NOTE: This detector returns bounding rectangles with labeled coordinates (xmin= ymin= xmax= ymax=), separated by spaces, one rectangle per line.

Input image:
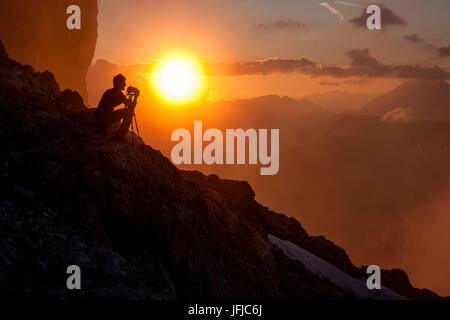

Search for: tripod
xmin=127 ymin=87 xmax=141 ymax=144
xmin=130 ymin=111 xmax=141 ymax=144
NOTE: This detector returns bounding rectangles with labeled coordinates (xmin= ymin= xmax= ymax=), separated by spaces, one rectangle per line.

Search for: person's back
xmin=95 ymin=87 xmax=127 ymax=116
xmin=94 ymin=74 xmax=140 ymax=140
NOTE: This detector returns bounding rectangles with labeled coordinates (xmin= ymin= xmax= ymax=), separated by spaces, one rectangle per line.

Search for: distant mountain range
xmin=194 ymin=80 xmax=450 ymax=296
xmin=301 ymin=91 xmax=379 ymax=113
xmin=360 ymin=80 xmax=450 ymax=119
xmin=257 ymin=110 xmax=450 ymax=295
xmin=173 ymin=95 xmax=338 ymax=184
xmin=207 ymin=95 xmax=337 ymax=147
xmin=140 ymin=95 xmax=339 ymax=162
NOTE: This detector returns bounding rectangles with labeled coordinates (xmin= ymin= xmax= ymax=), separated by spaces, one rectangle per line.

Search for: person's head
xmin=113 ymin=74 xmax=126 ymax=91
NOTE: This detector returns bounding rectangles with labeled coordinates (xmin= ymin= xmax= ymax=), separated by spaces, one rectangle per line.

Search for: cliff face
xmin=0 ymin=0 xmax=98 ymax=104
xmin=0 ymin=42 xmax=440 ymax=300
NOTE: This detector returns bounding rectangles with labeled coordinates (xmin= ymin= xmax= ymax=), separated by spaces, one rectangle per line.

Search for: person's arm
xmin=95 ymin=90 xmax=111 ymax=115
xmin=127 ymin=90 xmax=140 ymax=108
xmin=121 ymin=93 xmax=134 ymax=108
xmin=122 ymin=91 xmax=139 ymax=109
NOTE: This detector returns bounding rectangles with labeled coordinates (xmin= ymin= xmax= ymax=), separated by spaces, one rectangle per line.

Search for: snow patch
xmin=268 ymin=234 xmax=406 ymax=300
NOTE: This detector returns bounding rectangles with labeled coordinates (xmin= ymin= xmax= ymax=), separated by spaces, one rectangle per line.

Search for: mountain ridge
xmin=0 ymin=41 xmax=439 ymax=300
xmin=258 ymin=111 xmax=450 ymax=296
xmin=360 ymin=80 xmax=450 ymax=119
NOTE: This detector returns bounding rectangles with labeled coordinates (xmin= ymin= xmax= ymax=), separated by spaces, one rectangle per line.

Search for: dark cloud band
xmin=257 ymin=20 xmax=306 ymax=30
xmin=404 ymin=34 xmax=424 ymax=43
xmin=436 ymin=45 xmax=450 ymax=58
xmin=203 ymin=49 xmax=450 ymax=80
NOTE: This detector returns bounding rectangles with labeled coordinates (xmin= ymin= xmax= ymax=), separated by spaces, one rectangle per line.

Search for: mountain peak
xmin=361 ymin=80 xmax=450 ymax=119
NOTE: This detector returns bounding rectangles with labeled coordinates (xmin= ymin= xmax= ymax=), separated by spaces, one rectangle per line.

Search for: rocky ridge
xmin=0 ymin=41 xmax=439 ymax=300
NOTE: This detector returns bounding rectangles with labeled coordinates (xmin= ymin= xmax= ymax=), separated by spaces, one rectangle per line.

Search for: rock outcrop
xmin=0 ymin=0 xmax=98 ymax=104
xmin=0 ymin=42 xmax=440 ymax=300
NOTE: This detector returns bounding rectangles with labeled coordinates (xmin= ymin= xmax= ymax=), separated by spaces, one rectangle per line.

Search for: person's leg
xmin=112 ymin=108 xmax=134 ymax=141
xmin=103 ymin=109 xmax=129 ymax=126
xmin=95 ymin=109 xmax=129 ymax=135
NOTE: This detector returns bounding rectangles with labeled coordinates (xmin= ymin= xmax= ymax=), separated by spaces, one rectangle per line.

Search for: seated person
xmin=94 ymin=74 xmax=140 ymax=140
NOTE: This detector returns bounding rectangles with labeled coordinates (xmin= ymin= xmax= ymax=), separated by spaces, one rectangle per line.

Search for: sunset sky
xmin=93 ymin=0 xmax=450 ymax=98
xmin=3 ymin=0 xmax=450 ymax=301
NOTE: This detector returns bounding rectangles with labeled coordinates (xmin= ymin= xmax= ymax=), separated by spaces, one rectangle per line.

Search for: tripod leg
xmin=131 ymin=116 xmax=134 ymax=144
xmin=134 ymin=115 xmax=140 ymax=138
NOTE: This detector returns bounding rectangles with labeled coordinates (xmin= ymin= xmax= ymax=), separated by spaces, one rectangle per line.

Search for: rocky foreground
xmin=0 ymin=41 xmax=439 ymax=300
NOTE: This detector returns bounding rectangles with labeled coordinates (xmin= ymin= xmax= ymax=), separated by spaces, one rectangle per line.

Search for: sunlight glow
xmin=153 ymin=56 xmax=202 ymax=104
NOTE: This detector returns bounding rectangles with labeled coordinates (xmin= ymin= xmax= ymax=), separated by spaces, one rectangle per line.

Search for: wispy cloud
xmin=319 ymin=80 xmax=340 ymax=86
xmin=436 ymin=45 xmax=450 ymax=58
xmin=333 ymin=1 xmax=362 ymax=8
xmin=319 ymin=2 xmax=345 ymax=22
xmin=257 ymin=20 xmax=306 ymax=30
xmin=403 ymin=34 xmax=450 ymax=59
xmin=382 ymin=107 xmax=413 ymax=123
xmin=404 ymin=34 xmax=424 ymax=43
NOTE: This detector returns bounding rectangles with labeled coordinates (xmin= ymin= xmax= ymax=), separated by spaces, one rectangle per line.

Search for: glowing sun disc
xmin=154 ymin=58 xmax=201 ymax=103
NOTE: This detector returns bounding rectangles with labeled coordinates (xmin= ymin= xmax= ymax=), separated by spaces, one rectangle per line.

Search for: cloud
xmin=343 ymin=78 xmax=369 ymax=86
xmin=404 ymin=33 xmax=424 ymax=43
xmin=205 ymin=58 xmax=318 ymax=76
xmin=436 ymin=45 xmax=450 ymax=58
xmin=333 ymin=1 xmax=362 ymax=8
xmin=257 ymin=20 xmax=306 ymax=30
xmin=319 ymin=80 xmax=340 ymax=86
xmin=382 ymin=107 xmax=413 ymax=123
xmin=350 ymin=4 xmax=405 ymax=28
xmin=424 ymin=44 xmax=437 ymax=51
xmin=319 ymin=2 xmax=344 ymax=22
xmin=422 ymin=43 xmax=450 ymax=59
xmin=204 ymin=48 xmax=450 ymax=80
xmin=403 ymin=34 xmax=450 ymax=60
xmin=89 ymin=50 xmax=450 ymax=89
xmin=346 ymin=48 xmax=379 ymax=67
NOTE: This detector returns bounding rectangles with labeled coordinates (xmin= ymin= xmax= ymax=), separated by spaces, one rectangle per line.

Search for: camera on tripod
xmin=126 ymin=86 xmax=140 ymax=98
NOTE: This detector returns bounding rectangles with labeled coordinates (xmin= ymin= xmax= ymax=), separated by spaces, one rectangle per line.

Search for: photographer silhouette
xmin=94 ymin=74 xmax=140 ymax=141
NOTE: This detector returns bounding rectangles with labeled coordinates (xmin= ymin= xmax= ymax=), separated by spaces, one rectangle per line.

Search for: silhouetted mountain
xmin=302 ymin=91 xmax=378 ymax=113
xmin=360 ymin=80 xmax=450 ymax=119
xmin=259 ymin=112 xmax=450 ymax=296
xmin=169 ymin=95 xmax=338 ymax=184
xmin=205 ymin=95 xmax=337 ymax=146
xmin=0 ymin=41 xmax=437 ymax=300
xmin=0 ymin=0 xmax=98 ymax=102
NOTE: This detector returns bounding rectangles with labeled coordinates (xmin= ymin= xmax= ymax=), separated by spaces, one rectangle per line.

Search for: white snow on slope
xmin=268 ymin=234 xmax=406 ymax=300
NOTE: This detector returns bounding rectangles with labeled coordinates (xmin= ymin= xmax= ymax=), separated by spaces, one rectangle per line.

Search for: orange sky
xmin=92 ymin=0 xmax=450 ymax=99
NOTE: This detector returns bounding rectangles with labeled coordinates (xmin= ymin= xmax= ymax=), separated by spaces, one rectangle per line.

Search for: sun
xmin=153 ymin=56 xmax=202 ymax=104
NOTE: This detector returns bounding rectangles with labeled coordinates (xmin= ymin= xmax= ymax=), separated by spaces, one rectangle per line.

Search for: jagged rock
xmin=0 ymin=41 xmax=440 ymax=300
xmin=365 ymin=267 xmax=440 ymax=300
xmin=55 ymin=90 xmax=85 ymax=111
xmin=0 ymin=41 xmax=8 ymax=62
xmin=0 ymin=0 xmax=98 ymax=103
